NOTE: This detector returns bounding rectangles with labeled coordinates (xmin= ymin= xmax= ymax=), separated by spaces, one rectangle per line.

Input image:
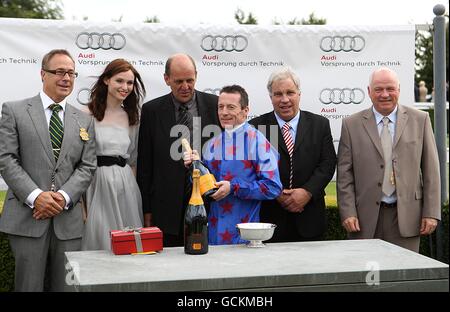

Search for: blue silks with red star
xmin=202 ymin=122 xmax=282 ymax=245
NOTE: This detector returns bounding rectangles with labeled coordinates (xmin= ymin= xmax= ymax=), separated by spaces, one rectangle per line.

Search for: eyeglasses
xmin=43 ymin=68 xmax=78 ymax=78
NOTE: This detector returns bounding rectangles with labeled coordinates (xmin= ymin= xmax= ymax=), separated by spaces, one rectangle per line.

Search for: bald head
xmin=369 ymin=67 xmax=400 ymax=89
xmin=165 ymin=53 xmax=197 ymax=77
xmin=368 ymin=67 xmax=400 ymax=116
xmin=164 ymin=53 xmax=198 ymax=103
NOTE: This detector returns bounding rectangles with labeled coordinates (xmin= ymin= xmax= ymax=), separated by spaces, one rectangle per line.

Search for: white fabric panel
xmin=0 ymin=18 xmax=415 ymax=143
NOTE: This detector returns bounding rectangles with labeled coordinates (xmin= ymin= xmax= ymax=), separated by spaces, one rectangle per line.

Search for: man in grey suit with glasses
xmin=0 ymin=49 xmax=96 ymax=291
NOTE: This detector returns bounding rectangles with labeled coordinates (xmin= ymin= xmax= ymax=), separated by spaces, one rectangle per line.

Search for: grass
xmin=0 ymin=191 xmax=4 ymax=215
xmin=325 ymin=181 xmax=337 ymax=207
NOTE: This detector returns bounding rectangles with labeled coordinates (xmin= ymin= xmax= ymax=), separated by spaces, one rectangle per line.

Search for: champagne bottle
xmin=181 ymin=138 xmax=218 ymax=201
xmin=184 ymin=169 xmax=208 ymax=255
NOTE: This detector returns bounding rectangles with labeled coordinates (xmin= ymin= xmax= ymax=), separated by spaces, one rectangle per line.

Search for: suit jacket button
xmin=376 ymin=201 xmax=380 ymax=205
xmin=378 ymin=182 xmax=382 ymax=187
xmin=380 ymin=164 xmax=384 ymax=168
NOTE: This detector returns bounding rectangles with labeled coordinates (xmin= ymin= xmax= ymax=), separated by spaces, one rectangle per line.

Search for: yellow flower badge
xmin=80 ymin=127 xmax=89 ymax=141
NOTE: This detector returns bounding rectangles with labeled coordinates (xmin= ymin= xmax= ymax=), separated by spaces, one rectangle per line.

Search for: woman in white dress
xmin=82 ymin=59 xmax=146 ymax=250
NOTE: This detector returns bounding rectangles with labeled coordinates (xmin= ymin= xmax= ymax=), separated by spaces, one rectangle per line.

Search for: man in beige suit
xmin=337 ymin=67 xmax=440 ymax=252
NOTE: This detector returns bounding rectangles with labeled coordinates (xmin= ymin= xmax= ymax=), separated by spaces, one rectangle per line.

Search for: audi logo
xmin=320 ymin=35 xmax=365 ymax=52
xmin=319 ymin=88 xmax=365 ymax=104
xmin=201 ymin=35 xmax=248 ymax=52
xmin=76 ymin=32 xmax=126 ymax=50
xmin=77 ymin=88 xmax=91 ymax=105
xmin=203 ymin=88 xmax=221 ymax=95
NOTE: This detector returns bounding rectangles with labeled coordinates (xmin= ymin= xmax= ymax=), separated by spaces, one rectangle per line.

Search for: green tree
xmin=111 ymin=15 xmax=123 ymax=22
xmin=0 ymin=0 xmax=63 ymax=19
xmin=272 ymin=12 xmax=327 ymax=25
xmin=415 ymin=22 xmax=449 ymax=94
xmin=234 ymin=8 xmax=257 ymax=25
xmin=298 ymin=12 xmax=326 ymax=25
xmin=415 ymin=29 xmax=434 ymax=93
xmin=144 ymin=15 xmax=160 ymax=23
xmin=272 ymin=18 xmax=281 ymax=25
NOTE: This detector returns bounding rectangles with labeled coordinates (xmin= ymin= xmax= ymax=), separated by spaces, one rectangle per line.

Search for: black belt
xmin=380 ymin=201 xmax=397 ymax=208
xmin=97 ymin=156 xmax=127 ymax=167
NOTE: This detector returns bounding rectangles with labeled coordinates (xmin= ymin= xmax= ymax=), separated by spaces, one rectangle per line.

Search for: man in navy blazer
xmin=137 ymin=53 xmax=220 ymax=247
xmin=249 ymin=67 xmax=336 ymax=242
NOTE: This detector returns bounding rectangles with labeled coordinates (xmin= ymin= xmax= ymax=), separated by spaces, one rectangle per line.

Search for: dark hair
xmin=164 ymin=54 xmax=197 ymax=76
xmin=41 ymin=49 xmax=75 ymax=69
xmin=220 ymin=85 xmax=249 ymax=109
xmin=88 ymin=59 xmax=146 ymax=126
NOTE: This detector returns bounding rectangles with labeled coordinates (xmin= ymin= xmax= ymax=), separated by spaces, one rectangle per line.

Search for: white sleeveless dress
xmin=81 ymin=123 xmax=143 ymax=251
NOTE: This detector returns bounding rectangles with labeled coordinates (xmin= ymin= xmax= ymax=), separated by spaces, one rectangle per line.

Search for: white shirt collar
xmin=372 ymin=105 xmax=398 ymax=125
xmin=40 ymin=90 xmax=67 ymax=111
xmin=274 ymin=110 xmax=300 ymax=130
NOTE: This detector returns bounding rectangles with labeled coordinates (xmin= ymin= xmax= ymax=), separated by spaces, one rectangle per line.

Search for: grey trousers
xmin=8 ymin=223 xmax=81 ymax=292
xmin=374 ymin=205 xmax=420 ymax=253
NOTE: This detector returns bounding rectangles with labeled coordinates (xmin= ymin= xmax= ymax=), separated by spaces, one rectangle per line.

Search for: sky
xmin=62 ymin=0 xmax=448 ymax=26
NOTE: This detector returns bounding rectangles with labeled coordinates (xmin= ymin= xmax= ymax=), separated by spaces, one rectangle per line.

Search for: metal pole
xmin=432 ymin=4 xmax=447 ymax=262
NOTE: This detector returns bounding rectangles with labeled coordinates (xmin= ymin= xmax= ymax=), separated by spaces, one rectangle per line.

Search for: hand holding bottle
xmin=183 ymin=149 xmax=200 ymax=167
xmin=210 ymin=180 xmax=231 ymax=201
xmin=181 ymin=138 xmax=219 ymax=201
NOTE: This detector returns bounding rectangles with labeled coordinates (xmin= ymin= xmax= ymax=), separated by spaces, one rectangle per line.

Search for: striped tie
xmin=282 ymin=122 xmax=294 ymax=189
xmin=177 ymin=105 xmax=194 ymax=202
xmin=49 ymin=104 xmax=64 ymax=161
xmin=178 ymin=105 xmax=193 ymax=145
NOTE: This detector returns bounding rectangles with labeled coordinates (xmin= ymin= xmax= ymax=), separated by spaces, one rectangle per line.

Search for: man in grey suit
xmin=337 ymin=67 xmax=440 ymax=252
xmin=0 ymin=49 xmax=96 ymax=291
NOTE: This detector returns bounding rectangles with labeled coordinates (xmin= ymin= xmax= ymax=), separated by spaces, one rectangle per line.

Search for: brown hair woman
xmin=82 ymin=59 xmax=147 ymax=251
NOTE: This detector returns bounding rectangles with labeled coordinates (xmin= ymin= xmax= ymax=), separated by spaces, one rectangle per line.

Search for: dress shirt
xmin=25 ymin=90 xmax=71 ymax=209
xmin=373 ymin=105 xmax=398 ymax=204
xmin=274 ymin=110 xmax=300 ymax=144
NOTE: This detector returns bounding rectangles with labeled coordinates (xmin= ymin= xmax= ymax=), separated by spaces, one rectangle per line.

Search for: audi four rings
xmin=319 ymin=88 xmax=365 ymax=104
xmin=77 ymin=88 xmax=92 ymax=105
xmin=320 ymin=35 xmax=365 ymax=52
xmin=201 ymin=35 xmax=248 ymax=52
xmin=76 ymin=32 xmax=126 ymax=50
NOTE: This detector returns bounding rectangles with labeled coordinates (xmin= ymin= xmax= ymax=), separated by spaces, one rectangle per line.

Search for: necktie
xmin=177 ymin=105 xmax=193 ymax=145
xmin=178 ymin=105 xmax=194 ymax=203
xmin=49 ymin=104 xmax=64 ymax=161
xmin=380 ymin=117 xmax=395 ymax=196
xmin=282 ymin=122 xmax=294 ymax=189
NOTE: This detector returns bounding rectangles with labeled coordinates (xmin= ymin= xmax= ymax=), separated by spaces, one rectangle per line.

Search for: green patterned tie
xmin=49 ymin=104 xmax=64 ymax=161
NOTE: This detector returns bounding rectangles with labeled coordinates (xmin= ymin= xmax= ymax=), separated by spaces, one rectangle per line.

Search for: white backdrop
xmin=0 ymin=18 xmax=415 ymax=144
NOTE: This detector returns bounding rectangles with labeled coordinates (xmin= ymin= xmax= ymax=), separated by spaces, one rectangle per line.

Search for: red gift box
xmin=110 ymin=227 xmax=163 ymax=255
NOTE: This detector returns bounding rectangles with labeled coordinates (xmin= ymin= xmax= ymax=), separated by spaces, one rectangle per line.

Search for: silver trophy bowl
xmin=236 ymin=223 xmax=276 ymax=247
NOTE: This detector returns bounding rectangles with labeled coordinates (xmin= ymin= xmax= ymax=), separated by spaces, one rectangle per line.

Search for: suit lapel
xmin=293 ymin=111 xmax=308 ymax=153
xmin=56 ymin=104 xmax=78 ymax=168
xmin=27 ymin=95 xmax=55 ymax=166
xmin=197 ymin=91 xmax=211 ymax=124
xmin=362 ymin=108 xmax=384 ymax=158
xmin=393 ymin=105 xmax=408 ymax=149
xmin=196 ymin=90 xmax=222 ymax=149
xmin=266 ymin=112 xmax=288 ymax=155
xmin=159 ymin=94 xmax=177 ymax=145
